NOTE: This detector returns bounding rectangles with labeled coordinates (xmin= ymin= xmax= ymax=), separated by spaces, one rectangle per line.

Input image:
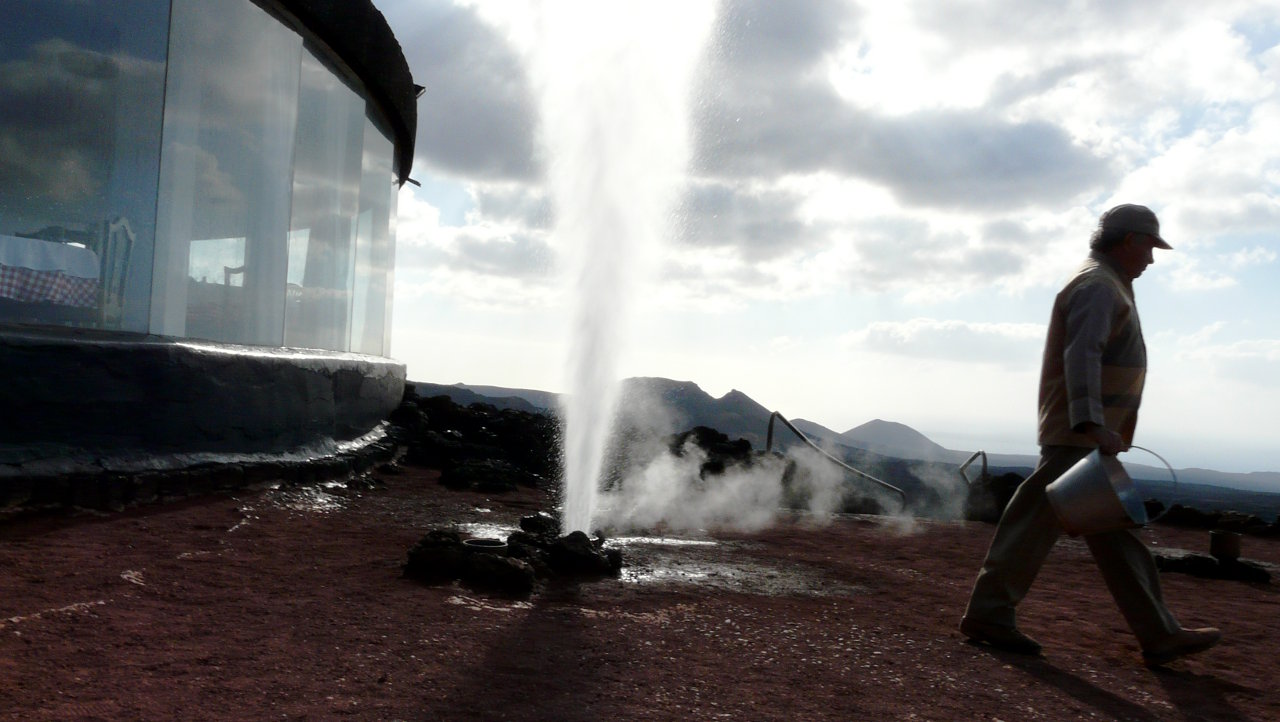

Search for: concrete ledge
xmin=0 ymin=326 xmax=406 ymax=460
xmin=0 ymin=424 xmax=400 ymax=517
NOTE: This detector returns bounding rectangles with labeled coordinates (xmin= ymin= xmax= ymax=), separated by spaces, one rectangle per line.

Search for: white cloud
xmin=1224 ymin=245 xmax=1278 ymax=269
xmin=379 ymin=0 xmax=1280 ymax=472
xmin=394 ymin=184 xmax=560 ymax=311
xmin=1164 ymin=255 xmax=1239 ymax=291
xmin=1174 ymin=332 xmax=1280 ymax=386
xmin=1176 ymin=321 xmax=1227 ymax=346
xmin=768 ymin=335 xmax=798 ymax=351
xmin=388 ymin=0 xmax=1279 ymax=309
xmin=386 ymin=0 xmax=540 ymax=180
xmin=842 ymin=317 xmax=1044 ymax=367
xmin=1158 ymin=238 xmax=1277 ymax=292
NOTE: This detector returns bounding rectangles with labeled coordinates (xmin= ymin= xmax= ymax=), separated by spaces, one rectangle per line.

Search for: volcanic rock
xmin=403 ymin=530 xmax=467 ymax=583
xmin=505 ymin=531 xmax=555 ymax=577
xmin=404 ymin=528 xmax=536 ymax=594
xmin=460 ymin=551 xmax=536 ymax=596
xmin=405 ymin=521 xmax=624 ymax=596
xmin=548 ymin=530 xmax=622 ymax=576
xmin=519 ymin=511 xmax=560 ymax=539
xmin=439 ymin=459 xmax=539 ymax=493
xmin=1153 ymin=549 xmax=1271 ymax=584
xmin=963 ymin=471 xmax=1023 ymax=524
xmin=391 ymin=392 xmax=560 ymax=480
xmin=1155 ymin=504 xmax=1278 ymax=536
xmin=670 ymin=426 xmax=754 ymax=479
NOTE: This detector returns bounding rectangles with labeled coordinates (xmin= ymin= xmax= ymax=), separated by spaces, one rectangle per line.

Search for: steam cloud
xmin=594 ymin=442 xmax=856 ymax=534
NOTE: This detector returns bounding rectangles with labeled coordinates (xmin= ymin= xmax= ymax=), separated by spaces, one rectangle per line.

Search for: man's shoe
xmin=1142 ymin=627 xmax=1221 ymax=667
xmin=960 ymin=618 xmax=1042 ymax=655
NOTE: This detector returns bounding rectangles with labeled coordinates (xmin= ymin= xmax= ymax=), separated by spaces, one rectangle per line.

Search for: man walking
xmin=960 ymin=204 xmax=1220 ymax=666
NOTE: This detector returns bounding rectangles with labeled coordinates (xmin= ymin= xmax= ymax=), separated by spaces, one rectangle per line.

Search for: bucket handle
xmin=1127 ymin=445 xmax=1177 ymax=524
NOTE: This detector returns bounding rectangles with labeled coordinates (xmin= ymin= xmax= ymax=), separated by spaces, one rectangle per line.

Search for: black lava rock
xmin=403 ymin=530 xmax=466 ymax=583
xmin=1153 ymin=550 xmax=1271 ymax=584
xmin=669 ymin=426 xmax=754 ymax=480
xmin=519 ymin=512 xmax=560 ymax=539
xmin=548 ymin=530 xmax=619 ymax=576
xmin=964 ymin=471 xmax=1023 ymax=523
xmin=461 ymin=553 xmax=536 ymax=596
xmin=404 ymin=518 xmax=625 ymax=597
xmin=439 ymin=459 xmax=536 ymax=493
xmin=391 ymin=393 xmax=561 ymax=481
xmin=1155 ymin=505 xmax=1278 ymax=536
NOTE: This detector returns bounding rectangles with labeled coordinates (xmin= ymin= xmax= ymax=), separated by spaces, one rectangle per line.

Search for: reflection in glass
xmin=152 ymin=0 xmax=300 ymax=346
xmin=0 ymin=0 xmax=402 ymax=356
xmin=0 ymin=0 xmax=169 ymax=330
xmin=287 ymin=230 xmax=310 ymax=287
xmin=350 ymin=210 xmax=374 ymax=352
xmin=350 ymin=116 xmax=397 ymax=356
xmin=185 ymin=237 xmax=249 ymax=341
xmin=284 ymin=45 xmax=366 ymax=351
xmin=189 ymin=238 xmax=247 ymax=286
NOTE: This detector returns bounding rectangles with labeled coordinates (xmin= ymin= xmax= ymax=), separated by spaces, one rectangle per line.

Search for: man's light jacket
xmin=1037 ymin=251 xmax=1146 ymax=448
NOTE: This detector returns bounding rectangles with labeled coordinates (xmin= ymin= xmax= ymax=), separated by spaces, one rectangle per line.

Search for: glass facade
xmin=352 ymin=120 xmax=397 ymax=357
xmin=0 ymin=0 xmax=400 ymax=355
xmin=0 ymin=0 xmax=170 ymax=332
xmin=284 ymin=45 xmax=365 ymax=351
xmin=153 ymin=0 xmax=301 ymax=346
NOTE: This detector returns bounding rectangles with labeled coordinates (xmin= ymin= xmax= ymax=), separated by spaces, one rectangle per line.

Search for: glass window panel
xmin=188 ymin=238 xmax=246 ymax=286
xmin=152 ymin=0 xmax=300 ymax=346
xmin=384 ymin=181 xmax=398 ymax=358
xmin=349 ymin=209 xmax=374 ymax=352
xmin=286 ymin=229 xmax=310 ymax=286
xmin=0 ymin=0 xmax=169 ymax=331
xmin=284 ymin=45 xmax=367 ymax=352
xmin=349 ymin=116 xmax=396 ymax=356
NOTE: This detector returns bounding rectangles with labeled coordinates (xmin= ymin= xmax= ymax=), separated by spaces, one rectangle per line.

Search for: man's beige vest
xmin=1038 ymin=253 xmax=1146 ymax=448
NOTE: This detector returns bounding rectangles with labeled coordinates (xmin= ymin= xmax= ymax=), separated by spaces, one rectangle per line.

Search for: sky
xmin=375 ymin=0 xmax=1280 ymax=474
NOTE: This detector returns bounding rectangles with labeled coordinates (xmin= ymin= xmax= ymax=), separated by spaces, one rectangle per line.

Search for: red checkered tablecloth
xmin=0 ymin=265 xmax=99 ymax=307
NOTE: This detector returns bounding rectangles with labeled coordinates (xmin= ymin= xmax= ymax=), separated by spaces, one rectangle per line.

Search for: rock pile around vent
xmin=388 ymin=391 xmax=560 ymax=493
xmin=403 ymin=512 xmax=623 ymax=596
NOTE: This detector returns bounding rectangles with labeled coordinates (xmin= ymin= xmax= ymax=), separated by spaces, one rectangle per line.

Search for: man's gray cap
xmin=1099 ymin=204 xmax=1172 ymax=249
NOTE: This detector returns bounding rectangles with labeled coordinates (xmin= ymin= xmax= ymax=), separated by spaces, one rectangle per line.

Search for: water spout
xmin=530 ymin=2 xmax=715 ymax=534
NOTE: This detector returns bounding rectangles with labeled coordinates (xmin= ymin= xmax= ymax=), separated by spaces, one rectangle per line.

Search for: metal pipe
xmin=958 ymin=450 xmax=987 ymax=486
xmin=766 ymin=411 xmax=908 ymax=511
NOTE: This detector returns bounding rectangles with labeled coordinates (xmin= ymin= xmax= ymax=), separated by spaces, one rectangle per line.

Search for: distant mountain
xmin=1172 ymin=467 xmax=1280 ymax=494
xmin=457 ymin=384 xmax=560 ymax=411
xmin=788 ymin=418 xmax=842 ymax=445
xmin=841 ymin=419 xmax=954 ymax=462
xmin=408 ymin=381 xmax=545 ymax=414
xmin=615 ymin=377 xmax=776 ymax=449
xmin=408 ymin=376 xmax=1279 ymax=511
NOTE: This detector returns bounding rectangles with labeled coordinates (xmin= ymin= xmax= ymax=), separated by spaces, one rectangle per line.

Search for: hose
xmin=765 ymin=411 xmax=908 ymax=512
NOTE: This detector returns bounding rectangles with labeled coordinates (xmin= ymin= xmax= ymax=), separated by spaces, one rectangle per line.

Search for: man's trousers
xmin=963 ymin=445 xmax=1180 ymax=647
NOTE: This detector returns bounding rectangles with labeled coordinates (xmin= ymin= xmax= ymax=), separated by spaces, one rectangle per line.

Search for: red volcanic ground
xmin=2 ymin=467 xmax=1277 ymax=721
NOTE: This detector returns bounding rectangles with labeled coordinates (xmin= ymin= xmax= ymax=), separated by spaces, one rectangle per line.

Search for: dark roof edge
xmin=275 ymin=0 xmax=418 ymax=184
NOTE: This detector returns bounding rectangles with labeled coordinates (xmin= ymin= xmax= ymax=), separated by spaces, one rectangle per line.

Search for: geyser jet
xmin=530 ymin=1 xmax=715 ymax=534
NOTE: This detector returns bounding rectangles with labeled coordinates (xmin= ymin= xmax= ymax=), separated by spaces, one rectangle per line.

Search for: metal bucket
xmin=462 ymin=537 xmax=508 ymax=554
xmin=1045 ymin=447 xmax=1171 ymax=536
